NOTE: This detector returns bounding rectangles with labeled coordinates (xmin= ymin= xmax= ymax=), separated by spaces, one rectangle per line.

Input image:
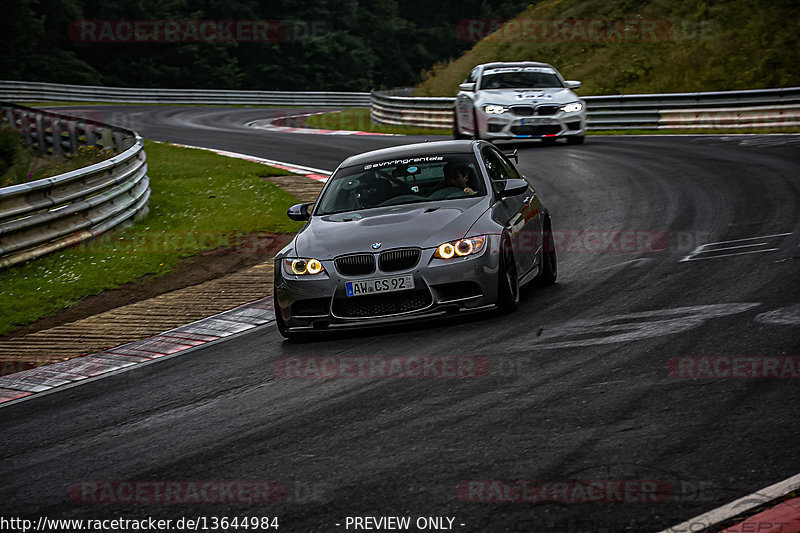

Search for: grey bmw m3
xmin=273 ymin=140 xmax=556 ymax=338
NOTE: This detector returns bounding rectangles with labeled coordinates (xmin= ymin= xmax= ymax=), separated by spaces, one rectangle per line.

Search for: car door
xmin=481 ymin=146 xmax=541 ymax=276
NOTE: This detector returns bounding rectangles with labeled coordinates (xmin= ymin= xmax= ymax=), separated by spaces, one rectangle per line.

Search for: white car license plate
xmin=522 ymin=118 xmax=551 ymax=125
xmin=346 ymin=275 xmax=414 ymax=297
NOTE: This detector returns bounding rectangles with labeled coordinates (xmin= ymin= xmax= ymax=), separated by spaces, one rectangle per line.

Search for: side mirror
xmin=500 ymin=179 xmax=529 ymax=198
xmin=565 ymin=80 xmax=582 ymax=90
xmin=503 ymin=149 xmax=519 ymax=163
xmin=287 ymin=202 xmax=314 ymax=221
xmin=459 ymin=82 xmax=476 ymax=92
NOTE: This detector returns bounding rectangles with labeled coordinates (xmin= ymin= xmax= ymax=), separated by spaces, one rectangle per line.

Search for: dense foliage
xmin=1 ymin=0 xmax=528 ymax=91
xmin=416 ymin=0 xmax=800 ymax=95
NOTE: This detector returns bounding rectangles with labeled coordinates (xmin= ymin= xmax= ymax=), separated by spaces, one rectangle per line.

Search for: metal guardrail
xmin=371 ymin=87 xmax=800 ymax=131
xmin=0 ymin=102 xmax=150 ymax=268
xmin=0 ymin=80 xmax=371 ymax=107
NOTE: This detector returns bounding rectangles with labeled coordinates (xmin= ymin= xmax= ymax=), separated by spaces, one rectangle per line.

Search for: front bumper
xmin=275 ymin=237 xmax=503 ymax=332
xmin=479 ymin=108 xmax=586 ymax=140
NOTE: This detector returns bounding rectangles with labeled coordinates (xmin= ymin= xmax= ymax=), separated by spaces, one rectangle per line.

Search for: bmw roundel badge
xmin=371 ymin=242 xmax=382 ymax=249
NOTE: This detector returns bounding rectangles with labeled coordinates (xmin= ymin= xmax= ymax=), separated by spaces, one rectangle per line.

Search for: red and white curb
xmin=167 ymin=142 xmax=332 ymax=182
xmin=246 ymin=111 xmax=399 ymax=136
xmin=0 ymin=297 xmax=275 ymax=407
xmin=660 ymin=472 xmax=800 ymax=532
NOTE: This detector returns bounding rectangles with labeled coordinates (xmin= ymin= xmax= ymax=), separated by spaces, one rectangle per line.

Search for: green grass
xmin=0 ymin=140 xmax=303 ymax=336
xmin=304 ymin=108 xmax=450 ymax=135
xmin=415 ymin=0 xmax=800 ymax=97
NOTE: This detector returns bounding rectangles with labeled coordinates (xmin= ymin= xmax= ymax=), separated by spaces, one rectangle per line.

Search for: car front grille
xmin=510 ymin=106 xmax=534 ymax=116
xmin=510 ymin=124 xmax=562 ymax=136
xmin=379 ymin=248 xmax=421 ymax=272
xmin=333 ymin=289 xmax=432 ymax=318
xmin=536 ymin=105 xmax=560 ymax=116
xmin=335 ymin=254 xmax=375 ymax=276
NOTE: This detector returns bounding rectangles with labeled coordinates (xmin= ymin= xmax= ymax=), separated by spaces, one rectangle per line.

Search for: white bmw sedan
xmin=454 ymin=61 xmax=587 ymax=144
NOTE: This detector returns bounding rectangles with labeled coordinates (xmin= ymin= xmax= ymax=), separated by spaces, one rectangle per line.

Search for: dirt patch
xmin=1 ymin=232 xmax=291 ymax=341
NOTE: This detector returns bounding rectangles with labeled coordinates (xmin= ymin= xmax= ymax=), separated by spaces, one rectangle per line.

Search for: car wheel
xmin=537 ymin=215 xmax=558 ymax=285
xmin=566 ymin=135 xmax=585 ymax=145
xmin=471 ymin=109 xmax=481 ymax=140
xmin=496 ymin=239 xmax=520 ymax=313
xmin=453 ymin=113 xmax=467 ymax=140
xmin=274 ymin=292 xmax=299 ymax=340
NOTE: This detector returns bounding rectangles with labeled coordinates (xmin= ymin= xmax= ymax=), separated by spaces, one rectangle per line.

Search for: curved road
xmin=1 ymin=107 xmax=799 ymax=532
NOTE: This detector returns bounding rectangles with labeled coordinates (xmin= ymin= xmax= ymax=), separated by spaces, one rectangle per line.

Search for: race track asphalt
xmin=1 ymin=106 xmax=798 ymax=532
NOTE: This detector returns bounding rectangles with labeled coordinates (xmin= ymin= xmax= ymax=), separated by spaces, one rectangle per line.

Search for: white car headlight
xmin=561 ymin=102 xmax=583 ymax=113
xmin=435 ymin=236 xmax=487 ymax=259
xmin=283 ymin=258 xmax=325 ymax=276
xmin=483 ymin=104 xmax=508 ymax=114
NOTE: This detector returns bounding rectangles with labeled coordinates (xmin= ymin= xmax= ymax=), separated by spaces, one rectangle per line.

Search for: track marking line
xmin=681 ymin=232 xmax=792 ymax=262
xmin=659 ymin=472 xmax=800 ymax=533
xmin=246 ymin=112 xmax=400 ymax=136
xmin=683 ymin=248 xmax=780 ymax=261
xmin=166 ymin=142 xmax=332 ymax=182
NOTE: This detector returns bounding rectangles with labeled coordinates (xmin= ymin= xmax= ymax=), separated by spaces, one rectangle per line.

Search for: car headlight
xmin=435 ymin=236 xmax=487 ymax=259
xmin=561 ymin=101 xmax=583 ymax=113
xmin=483 ymin=104 xmax=508 ymax=114
xmin=283 ymin=258 xmax=325 ymax=276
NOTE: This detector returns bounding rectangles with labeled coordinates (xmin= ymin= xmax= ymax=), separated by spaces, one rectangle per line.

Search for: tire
xmin=453 ymin=113 xmax=467 ymax=139
xmin=537 ymin=216 xmax=558 ymax=285
xmin=566 ymin=135 xmax=585 ymax=145
xmin=496 ymin=239 xmax=520 ymax=313
xmin=471 ymin=109 xmax=481 ymax=140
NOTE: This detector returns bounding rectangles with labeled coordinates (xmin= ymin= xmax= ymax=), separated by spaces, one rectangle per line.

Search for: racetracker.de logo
xmin=456 ymin=480 xmax=673 ymax=503
xmin=70 ymin=481 xmax=286 ymax=504
xmin=273 ymin=356 xmax=490 ymax=379
xmin=667 ymin=357 xmax=800 ymax=379
xmin=69 ymin=20 xmax=328 ymax=43
xmin=513 ymin=230 xmax=669 ymax=253
xmin=456 ymin=18 xmax=676 ymax=43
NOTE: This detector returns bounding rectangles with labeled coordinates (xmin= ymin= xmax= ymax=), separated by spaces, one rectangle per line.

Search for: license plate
xmin=346 ymin=275 xmax=415 ymax=297
xmin=521 ymin=118 xmax=551 ymax=125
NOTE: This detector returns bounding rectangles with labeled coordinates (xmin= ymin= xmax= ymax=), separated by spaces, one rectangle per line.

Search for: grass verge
xmin=0 ymin=140 xmax=303 ymax=336
xmin=304 ymin=108 xmax=450 ymax=136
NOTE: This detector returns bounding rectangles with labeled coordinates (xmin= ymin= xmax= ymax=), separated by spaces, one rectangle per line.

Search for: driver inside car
xmin=440 ymin=162 xmax=477 ymax=195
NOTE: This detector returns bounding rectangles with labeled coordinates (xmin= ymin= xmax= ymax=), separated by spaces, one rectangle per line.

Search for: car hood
xmin=293 ymin=198 xmax=489 ymax=258
xmin=475 ymin=87 xmax=579 ymax=105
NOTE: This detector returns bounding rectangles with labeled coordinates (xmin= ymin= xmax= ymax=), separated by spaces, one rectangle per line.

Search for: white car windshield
xmin=315 ymin=155 xmax=485 ymax=215
xmin=480 ymin=70 xmax=564 ymax=89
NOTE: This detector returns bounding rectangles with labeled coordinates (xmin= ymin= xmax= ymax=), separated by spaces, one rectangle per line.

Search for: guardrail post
xmin=21 ymin=112 xmax=32 ymax=145
xmin=67 ymin=119 xmax=78 ymax=153
xmin=86 ymin=124 xmax=97 ymax=147
xmin=52 ymin=118 xmax=62 ymax=156
xmin=34 ymin=114 xmax=45 ymax=154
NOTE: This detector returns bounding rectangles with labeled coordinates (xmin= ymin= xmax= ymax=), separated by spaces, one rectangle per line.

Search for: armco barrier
xmin=0 ymin=102 xmax=150 ymax=268
xmin=371 ymin=87 xmax=800 ymax=131
xmin=0 ymin=80 xmax=370 ymax=107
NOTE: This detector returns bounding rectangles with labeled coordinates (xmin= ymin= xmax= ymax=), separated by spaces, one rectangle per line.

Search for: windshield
xmin=315 ymin=154 xmax=485 ymax=215
xmin=479 ymin=67 xmax=564 ymax=89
